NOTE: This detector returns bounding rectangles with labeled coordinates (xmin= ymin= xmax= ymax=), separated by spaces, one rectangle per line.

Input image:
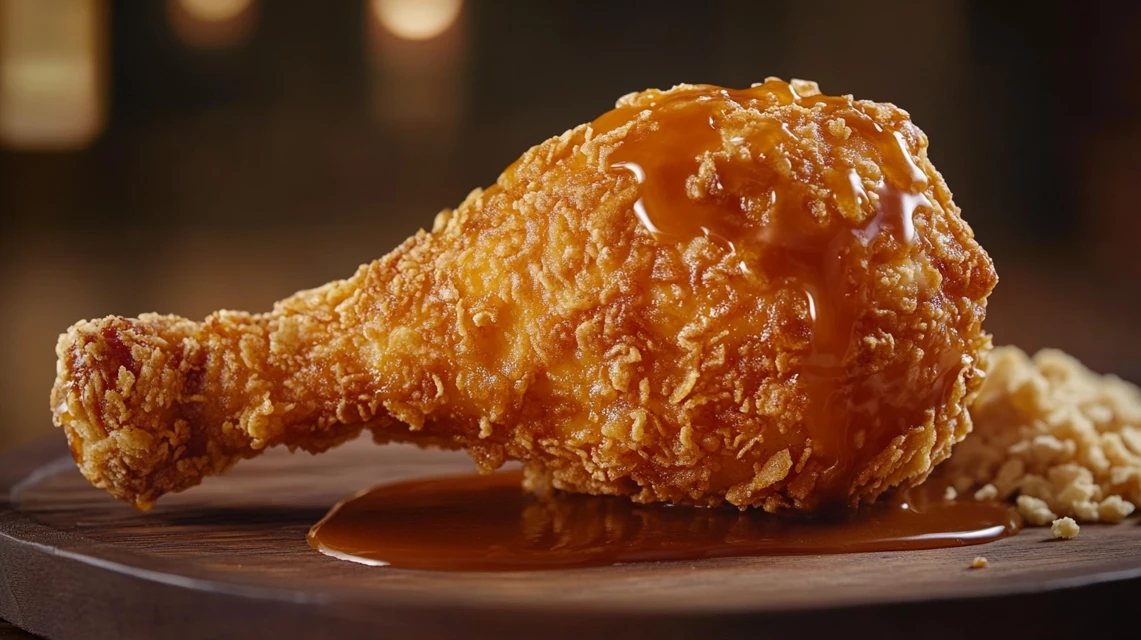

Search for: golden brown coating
xmin=51 ymin=79 xmax=996 ymax=511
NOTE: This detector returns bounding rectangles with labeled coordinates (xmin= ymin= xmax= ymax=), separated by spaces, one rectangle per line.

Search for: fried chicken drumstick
xmin=52 ymin=79 xmax=996 ymax=511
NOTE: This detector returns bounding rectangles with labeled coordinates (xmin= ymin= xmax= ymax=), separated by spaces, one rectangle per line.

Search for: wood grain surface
xmin=2 ymin=436 xmax=1140 ymax=640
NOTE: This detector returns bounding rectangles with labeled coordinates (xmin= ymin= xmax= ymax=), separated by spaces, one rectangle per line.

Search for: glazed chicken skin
xmin=52 ymin=78 xmax=996 ymax=511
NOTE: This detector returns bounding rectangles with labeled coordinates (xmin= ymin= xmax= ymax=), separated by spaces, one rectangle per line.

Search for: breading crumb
xmin=1017 ymin=495 xmax=1058 ymax=526
xmin=1097 ymin=495 xmax=1136 ymax=523
xmin=1051 ymin=517 xmax=1079 ymax=539
xmin=970 ymin=556 xmax=988 ymax=569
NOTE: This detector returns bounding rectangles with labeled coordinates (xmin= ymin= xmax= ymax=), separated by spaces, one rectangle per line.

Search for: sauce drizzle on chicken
xmin=594 ymin=80 xmax=953 ymax=504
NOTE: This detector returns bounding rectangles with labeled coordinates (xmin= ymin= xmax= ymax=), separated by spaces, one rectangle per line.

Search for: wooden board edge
xmin=4 ymin=514 xmax=1141 ymax=640
xmin=3 ymin=438 xmax=1141 ymax=639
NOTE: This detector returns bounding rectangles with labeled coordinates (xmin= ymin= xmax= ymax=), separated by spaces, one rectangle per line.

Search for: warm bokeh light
xmin=179 ymin=0 xmax=251 ymax=22
xmin=371 ymin=0 xmax=462 ymax=41
xmin=0 ymin=0 xmax=106 ymax=150
xmin=168 ymin=0 xmax=257 ymax=49
xmin=365 ymin=0 xmax=466 ymax=142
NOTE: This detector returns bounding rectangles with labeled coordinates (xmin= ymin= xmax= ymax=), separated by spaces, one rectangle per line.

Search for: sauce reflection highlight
xmin=309 ymin=471 xmax=1021 ymax=571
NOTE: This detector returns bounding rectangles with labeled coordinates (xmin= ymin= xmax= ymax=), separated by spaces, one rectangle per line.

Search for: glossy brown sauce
xmin=592 ymin=80 xmax=947 ymax=503
xmin=309 ymin=470 xmax=1020 ymax=571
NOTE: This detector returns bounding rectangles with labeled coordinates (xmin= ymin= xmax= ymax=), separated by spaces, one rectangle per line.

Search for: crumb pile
xmin=945 ymin=346 xmax=1141 ymax=526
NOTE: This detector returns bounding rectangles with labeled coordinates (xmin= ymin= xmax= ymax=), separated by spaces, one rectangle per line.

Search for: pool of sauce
xmin=589 ymin=80 xmax=951 ymax=505
xmin=308 ymin=471 xmax=1021 ymax=571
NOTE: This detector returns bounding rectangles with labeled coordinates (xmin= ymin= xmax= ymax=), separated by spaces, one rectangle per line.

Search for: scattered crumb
xmin=1051 ymin=517 xmax=1080 ymax=539
xmin=970 ymin=556 xmax=989 ymax=569
xmin=943 ymin=485 xmax=957 ymax=501
xmin=944 ymin=346 xmax=1141 ymax=526
xmin=973 ymin=484 xmax=997 ymax=501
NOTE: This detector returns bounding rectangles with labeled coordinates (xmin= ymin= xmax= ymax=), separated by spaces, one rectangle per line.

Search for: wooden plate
xmin=2 ymin=436 xmax=1140 ymax=639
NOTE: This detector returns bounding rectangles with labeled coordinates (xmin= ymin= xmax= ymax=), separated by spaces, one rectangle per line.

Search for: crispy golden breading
xmin=51 ymin=80 xmax=996 ymax=511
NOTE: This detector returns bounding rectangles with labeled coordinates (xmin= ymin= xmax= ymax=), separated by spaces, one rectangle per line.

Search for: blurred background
xmin=2 ymin=0 xmax=1139 ymax=451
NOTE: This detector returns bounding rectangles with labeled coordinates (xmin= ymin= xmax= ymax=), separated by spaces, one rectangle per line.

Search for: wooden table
xmin=2 ymin=437 xmax=1140 ymax=639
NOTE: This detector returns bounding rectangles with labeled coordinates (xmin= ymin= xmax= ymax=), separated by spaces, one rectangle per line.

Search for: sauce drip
xmin=590 ymin=80 xmax=944 ymax=503
xmin=309 ymin=471 xmax=1020 ymax=572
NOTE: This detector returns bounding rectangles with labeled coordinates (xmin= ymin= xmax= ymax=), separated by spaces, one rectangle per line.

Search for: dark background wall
xmin=2 ymin=0 xmax=1140 ymax=449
